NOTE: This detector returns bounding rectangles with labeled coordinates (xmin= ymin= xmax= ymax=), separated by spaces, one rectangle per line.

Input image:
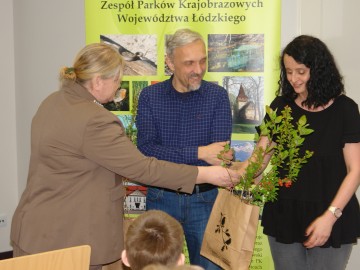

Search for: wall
xmin=0 ymin=0 xmax=18 ymax=253
xmin=1 ymin=0 xmax=359 ymax=268
xmin=297 ymin=0 xmax=359 ymax=101
xmin=13 ymin=0 xmax=86 ymax=194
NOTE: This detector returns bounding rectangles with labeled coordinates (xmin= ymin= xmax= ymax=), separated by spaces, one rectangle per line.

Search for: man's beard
xmin=189 ymin=84 xmax=201 ymax=91
xmin=188 ymin=74 xmax=202 ymax=91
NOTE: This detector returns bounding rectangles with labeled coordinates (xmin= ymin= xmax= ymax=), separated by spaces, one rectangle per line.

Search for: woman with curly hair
xmin=254 ymin=35 xmax=360 ymax=269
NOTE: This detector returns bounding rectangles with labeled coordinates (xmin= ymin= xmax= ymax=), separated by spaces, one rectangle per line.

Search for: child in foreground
xmin=121 ymin=210 xmax=188 ymax=270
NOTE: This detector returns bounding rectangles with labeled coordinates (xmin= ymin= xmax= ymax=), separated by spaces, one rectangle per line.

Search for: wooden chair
xmin=0 ymin=245 xmax=91 ymax=270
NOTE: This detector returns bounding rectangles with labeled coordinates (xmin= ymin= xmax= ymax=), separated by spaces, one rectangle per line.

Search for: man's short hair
xmin=166 ymin=28 xmax=204 ymax=57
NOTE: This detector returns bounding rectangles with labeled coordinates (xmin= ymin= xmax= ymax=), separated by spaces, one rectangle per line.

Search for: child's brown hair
xmin=121 ymin=210 xmax=185 ymax=270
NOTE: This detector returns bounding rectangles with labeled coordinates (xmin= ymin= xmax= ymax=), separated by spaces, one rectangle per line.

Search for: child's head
xmin=121 ymin=210 xmax=185 ymax=270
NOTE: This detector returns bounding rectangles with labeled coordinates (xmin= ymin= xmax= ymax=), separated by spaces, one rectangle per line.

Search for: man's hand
xmin=229 ymin=161 xmax=247 ymax=170
xmin=198 ymin=141 xmax=233 ymax=166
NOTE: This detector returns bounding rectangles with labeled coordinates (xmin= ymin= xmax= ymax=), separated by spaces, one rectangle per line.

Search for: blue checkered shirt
xmin=136 ymin=77 xmax=232 ymax=166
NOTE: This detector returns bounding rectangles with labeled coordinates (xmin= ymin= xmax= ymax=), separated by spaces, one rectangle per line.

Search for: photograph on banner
xmin=123 ymin=181 xmax=147 ymax=214
xmin=101 ymin=34 xmax=157 ymax=76
xmin=232 ymin=139 xmax=255 ymax=162
xmin=226 ymin=76 xmax=264 ymax=133
xmin=208 ymin=34 xmax=264 ymax=73
xmin=109 ymin=80 xmax=146 ymax=115
xmin=104 ymin=80 xmax=130 ymax=112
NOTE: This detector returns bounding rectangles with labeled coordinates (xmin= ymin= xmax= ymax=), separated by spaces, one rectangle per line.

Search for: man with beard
xmin=136 ymin=28 xmax=232 ymax=270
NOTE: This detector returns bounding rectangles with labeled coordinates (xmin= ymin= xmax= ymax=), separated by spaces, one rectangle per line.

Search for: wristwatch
xmin=328 ymin=206 xmax=342 ymax=218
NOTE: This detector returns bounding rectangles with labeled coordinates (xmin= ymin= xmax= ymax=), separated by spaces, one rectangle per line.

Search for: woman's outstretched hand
xmin=197 ymin=166 xmax=241 ymax=188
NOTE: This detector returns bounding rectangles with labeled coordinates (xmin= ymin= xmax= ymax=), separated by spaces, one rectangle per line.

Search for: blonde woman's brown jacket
xmin=11 ymin=80 xmax=197 ymax=265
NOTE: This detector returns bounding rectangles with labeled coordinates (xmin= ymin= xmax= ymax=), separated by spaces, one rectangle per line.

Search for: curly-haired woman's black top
xmin=261 ymin=95 xmax=360 ymax=247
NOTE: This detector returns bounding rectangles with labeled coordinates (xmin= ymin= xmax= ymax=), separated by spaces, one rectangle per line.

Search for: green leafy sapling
xmin=233 ymin=105 xmax=314 ymax=206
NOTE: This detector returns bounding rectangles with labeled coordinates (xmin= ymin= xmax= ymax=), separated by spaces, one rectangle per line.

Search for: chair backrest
xmin=0 ymin=245 xmax=91 ymax=270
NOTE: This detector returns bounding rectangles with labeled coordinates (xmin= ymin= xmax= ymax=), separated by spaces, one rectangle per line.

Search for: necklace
xmin=295 ymin=98 xmax=333 ymax=112
xmin=93 ymin=100 xmax=104 ymax=107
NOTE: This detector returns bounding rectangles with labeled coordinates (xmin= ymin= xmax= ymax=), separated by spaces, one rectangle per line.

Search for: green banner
xmin=85 ymin=1 xmax=280 ymax=269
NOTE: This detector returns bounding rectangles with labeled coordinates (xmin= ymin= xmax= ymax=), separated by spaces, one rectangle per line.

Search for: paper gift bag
xmin=201 ymin=189 xmax=260 ymax=270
